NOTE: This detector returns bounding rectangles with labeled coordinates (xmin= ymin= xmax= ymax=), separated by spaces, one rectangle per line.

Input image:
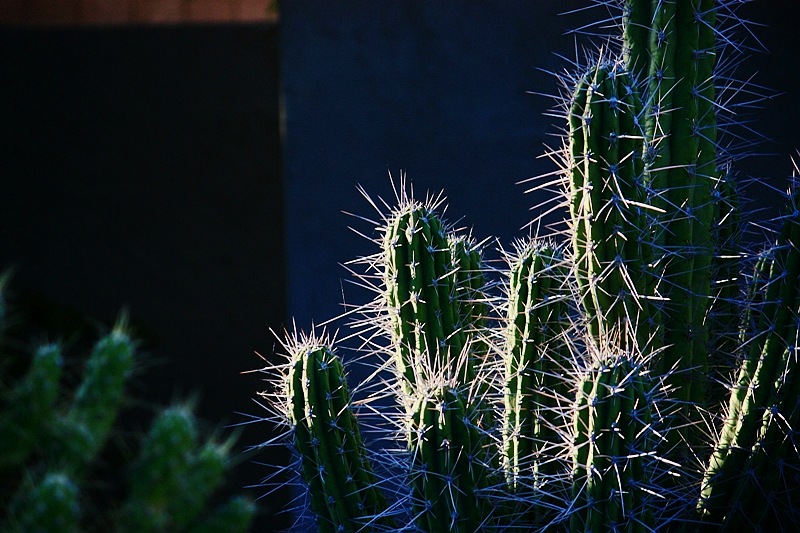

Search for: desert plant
xmin=0 ymin=288 xmax=256 ymax=532
xmin=256 ymin=1 xmax=799 ymax=531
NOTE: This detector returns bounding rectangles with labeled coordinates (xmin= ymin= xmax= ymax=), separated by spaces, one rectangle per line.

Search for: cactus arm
xmin=288 ymin=341 xmax=388 ymax=532
xmin=408 ymin=386 xmax=492 ymax=532
xmin=302 ymin=350 xmax=356 ymax=529
xmin=58 ymin=328 xmax=134 ymax=470
xmin=570 ymin=357 xmax=656 ymax=533
xmin=384 ymin=205 xmax=470 ymax=391
xmin=5 ymin=472 xmax=80 ymax=533
xmin=700 ymin=197 xmax=800 ymax=522
xmin=0 ymin=343 xmax=63 ymax=470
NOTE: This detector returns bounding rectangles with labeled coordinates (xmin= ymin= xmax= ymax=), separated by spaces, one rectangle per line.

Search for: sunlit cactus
xmin=280 ymin=332 xmax=389 ymax=532
xmin=256 ymin=2 xmax=800 ymax=532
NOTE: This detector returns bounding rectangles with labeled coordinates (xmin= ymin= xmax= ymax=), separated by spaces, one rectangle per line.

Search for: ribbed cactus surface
xmin=502 ymin=239 xmax=570 ymax=490
xmin=285 ymin=336 xmax=388 ymax=532
xmin=407 ymin=385 xmax=493 ymax=533
xmin=568 ymin=60 xmax=656 ymax=347
xmin=699 ymin=190 xmax=800 ymax=528
xmin=623 ymin=0 xmax=718 ymax=412
xmin=383 ymin=201 xmax=470 ymax=391
xmin=570 ymin=354 xmax=657 ymax=533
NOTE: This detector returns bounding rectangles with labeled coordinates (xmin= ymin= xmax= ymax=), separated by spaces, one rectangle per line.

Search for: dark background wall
xmin=281 ymin=0 xmax=800 ymax=334
xmin=0 ymin=23 xmax=287 ymax=530
xmin=1 ymin=2 xmax=799 ymax=532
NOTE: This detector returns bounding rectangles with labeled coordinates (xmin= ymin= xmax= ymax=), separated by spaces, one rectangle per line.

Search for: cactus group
xmin=257 ymin=1 xmax=800 ymax=531
xmin=0 ymin=290 xmax=255 ymax=532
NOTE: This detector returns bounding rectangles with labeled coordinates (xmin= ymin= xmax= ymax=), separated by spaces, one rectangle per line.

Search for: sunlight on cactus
xmin=254 ymin=1 xmax=800 ymax=531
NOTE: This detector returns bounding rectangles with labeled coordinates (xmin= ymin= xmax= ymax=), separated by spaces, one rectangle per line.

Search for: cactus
xmin=0 ymin=290 xmax=254 ymax=533
xmin=569 ymin=352 xmax=662 ymax=533
xmin=383 ymin=197 xmax=472 ymax=394
xmin=0 ymin=343 xmax=63 ymax=471
xmin=257 ymin=2 xmax=800 ymax=532
xmin=5 ymin=472 xmax=80 ymax=533
xmin=623 ymin=0 xmax=719 ymax=419
xmin=449 ymin=234 xmax=489 ymax=361
xmin=281 ymin=332 xmax=389 ymax=532
xmin=501 ymin=240 xmax=570 ymax=486
xmin=698 ymin=188 xmax=800 ymax=528
xmin=407 ymin=384 xmax=494 ymax=533
xmin=568 ymin=59 xmax=658 ymax=349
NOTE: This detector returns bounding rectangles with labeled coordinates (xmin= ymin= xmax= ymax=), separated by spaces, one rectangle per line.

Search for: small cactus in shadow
xmin=0 ymin=287 xmax=255 ymax=533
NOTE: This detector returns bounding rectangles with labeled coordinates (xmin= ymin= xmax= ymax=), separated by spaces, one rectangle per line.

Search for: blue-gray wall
xmin=281 ymin=0 xmax=589 ymax=329
xmin=280 ymin=0 xmax=800 ymax=335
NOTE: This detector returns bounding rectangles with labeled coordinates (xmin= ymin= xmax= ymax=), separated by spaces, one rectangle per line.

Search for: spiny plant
xmin=0 ymin=285 xmax=256 ymax=533
xmin=255 ymin=1 xmax=800 ymax=531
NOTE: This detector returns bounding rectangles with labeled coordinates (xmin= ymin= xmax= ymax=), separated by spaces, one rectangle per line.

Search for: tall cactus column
xmin=502 ymin=240 xmax=570 ymax=485
xmin=407 ymin=385 xmax=494 ymax=533
xmin=699 ymin=189 xmax=800 ymax=529
xmin=624 ymin=0 xmax=719 ymax=411
xmin=568 ymin=60 xmax=657 ymax=347
xmin=502 ymin=239 xmax=571 ymax=528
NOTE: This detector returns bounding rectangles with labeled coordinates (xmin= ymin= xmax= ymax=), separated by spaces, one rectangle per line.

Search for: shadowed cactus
xmin=0 ymin=295 xmax=255 ymax=533
xmin=698 ymin=186 xmax=800 ymax=530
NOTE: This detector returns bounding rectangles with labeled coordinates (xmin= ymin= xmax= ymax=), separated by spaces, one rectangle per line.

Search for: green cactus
xmin=407 ymin=384 xmax=494 ymax=533
xmin=5 ymin=472 xmax=80 ymax=533
xmin=257 ymin=2 xmax=800 ymax=532
xmin=623 ymin=0 xmax=719 ymax=418
xmin=502 ymin=239 xmax=571 ymax=490
xmin=698 ymin=188 xmax=800 ymax=528
xmin=283 ymin=333 xmax=388 ymax=532
xmin=568 ymin=59 xmax=657 ymax=349
xmin=0 ymin=292 xmax=254 ymax=533
xmin=187 ymin=496 xmax=258 ymax=533
xmin=53 ymin=327 xmax=135 ymax=472
xmin=383 ymin=199 xmax=471 ymax=393
xmin=569 ymin=352 xmax=659 ymax=533
xmin=0 ymin=343 xmax=63 ymax=471
xmin=121 ymin=404 xmax=218 ymax=531
xmin=449 ymin=234 xmax=489 ymax=361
